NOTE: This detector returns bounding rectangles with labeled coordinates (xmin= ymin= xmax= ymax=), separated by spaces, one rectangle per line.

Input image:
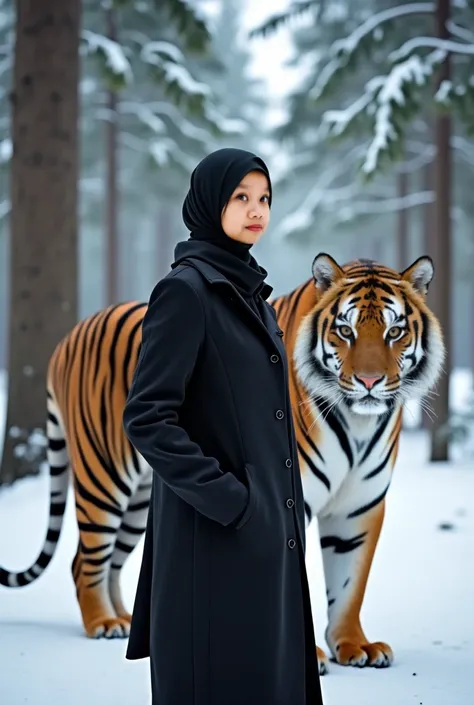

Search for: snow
xmin=148 ymin=138 xmax=197 ymax=172
xmin=310 ymin=3 xmax=435 ymax=101
xmin=330 ymin=3 xmax=435 ymax=59
xmin=145 ymin=100 xmax=221 ymax=143
xmin=161 ymin=61 xmax=211 ymax=97
xmin=0 ymin=199 xmax=10 ymax=220
xmin=81 ymin=30 xmax=133 ymax=84
xmin=140 ymin=40 xmax=185 ymax=66
xmin=362 ymin=56 xmax=434 ymax=175
xmin=120 ymin=102 xmax=167 ymax=135
xmin=204 ymin=105 xmax=247 ymax=135
xmin=434 ymin=79 xmax=453 ymax=104
xmin=1 ymin=372 xmax=473 ymax=704
xmin=323 ymin=92 xmax=373 ymax=137
xmin=0 ymin=136 xmax=11 ymax=163
xmin=447 ymin=20 xmax=474 ymax=44
xmin=390 ymin=36 xmax=474 ymax=63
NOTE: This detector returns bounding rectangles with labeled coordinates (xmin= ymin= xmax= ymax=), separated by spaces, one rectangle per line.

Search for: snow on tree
xmin=305 ymin=1 xmax=474 ymax=175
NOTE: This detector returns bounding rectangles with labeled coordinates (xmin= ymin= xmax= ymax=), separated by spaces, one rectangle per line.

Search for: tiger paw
xmin=316 ymin=645 xmax=330 ymax=675
xmin=115 ymin=610 xmax=132 ymax=624
xmin=85 ymin=616 xmax=131 ymax=639
xmin=333 ymin=639 xmax=393 ymax=668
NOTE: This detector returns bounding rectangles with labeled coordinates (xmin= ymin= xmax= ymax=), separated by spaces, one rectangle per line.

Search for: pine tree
xmin=252 ymin=0 xmax=474 ymax=461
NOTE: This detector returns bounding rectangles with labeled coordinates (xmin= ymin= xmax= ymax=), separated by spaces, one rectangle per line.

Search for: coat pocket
xmin=232 ymin=463 xmax=258 ymax=531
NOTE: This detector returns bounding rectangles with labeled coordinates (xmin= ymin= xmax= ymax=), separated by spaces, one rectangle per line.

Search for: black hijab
xmin=173 ymin=148 xmax=273 ymax=303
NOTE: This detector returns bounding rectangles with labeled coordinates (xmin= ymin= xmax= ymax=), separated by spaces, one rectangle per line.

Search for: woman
xmin=123 ymin=148 xmax=324 ymax=705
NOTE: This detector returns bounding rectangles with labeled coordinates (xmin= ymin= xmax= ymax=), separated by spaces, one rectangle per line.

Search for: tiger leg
xmin=303 ymin=505 xmax=330 ymax=675
xmin=71 ymin=458 xmax=141 ymax=639
xmin=319 ymin=499 xmax=393 ymax=667
xmin=108 ymin=466 xmax=152 ymax=622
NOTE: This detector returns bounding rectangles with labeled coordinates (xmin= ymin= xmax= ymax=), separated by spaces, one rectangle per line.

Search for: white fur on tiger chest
xmin=300 ymin=406 xmax=399 ymax=521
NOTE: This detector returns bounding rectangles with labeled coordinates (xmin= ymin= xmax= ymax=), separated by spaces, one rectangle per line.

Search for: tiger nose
xmin=356 ymin=375 xmax=383 ymax=390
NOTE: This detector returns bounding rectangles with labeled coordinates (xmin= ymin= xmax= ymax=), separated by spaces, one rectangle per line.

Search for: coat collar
xmin=176 ymin=258 xmax=282 ymax=353
xmin=176 ymin=257 xmax=274 ymax=301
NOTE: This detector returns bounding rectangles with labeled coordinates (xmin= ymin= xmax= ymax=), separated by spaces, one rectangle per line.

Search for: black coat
xmin=123 ymin=257 xmax=323 ymax=705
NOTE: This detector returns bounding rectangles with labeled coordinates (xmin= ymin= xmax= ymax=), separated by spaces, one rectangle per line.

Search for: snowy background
xmin=2 ymin=0 xmax=474 ymax=703
xmin=1 ymin=369 xmax=473 ymax=704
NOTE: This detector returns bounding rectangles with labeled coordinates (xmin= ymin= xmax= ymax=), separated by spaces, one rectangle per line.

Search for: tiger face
xmin=294 ymin=254 xmax=445 ymax=416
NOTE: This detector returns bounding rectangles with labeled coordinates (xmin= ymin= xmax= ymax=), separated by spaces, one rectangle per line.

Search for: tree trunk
xmin=422 ymin=157 xmax=434 ymax=259
xmin=421 ymin=155 xmax=435 ymax=431
xmin=105 ymin=7 xmax=119 ymax=306
xmin=0 ymin=0 xmax=80 ymax=485
xmin=396 ymin=169 xmax=409 ymax=270
xmin=430 ymin=0 xmax=451 ymax=462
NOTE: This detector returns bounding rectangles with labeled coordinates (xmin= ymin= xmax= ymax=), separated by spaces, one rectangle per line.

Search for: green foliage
xmin=157 ymin=0 xmax=210 ymax=53
xmin=249 ymin=0 xmax=320 ymax=38
xmin=253 ymin=0 xmax=474 ymax=244
xmin=111 ymin=0 xmax=210 ymax=53
xmin=302 ymin=2 xmax=474 ymax=175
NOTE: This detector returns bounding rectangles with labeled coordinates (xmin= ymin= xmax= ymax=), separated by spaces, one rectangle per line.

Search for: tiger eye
xmin=388 ymin=326 xmax=402 ymax=339
xmin=339 ymin=325 xmax=352 ymax=338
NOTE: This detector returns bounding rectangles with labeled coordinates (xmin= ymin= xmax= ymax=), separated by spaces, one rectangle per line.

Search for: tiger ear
xmin=401 ymin=256 xmax=434 ymax=296
xmin=312 ymin=253 xmax=344 ymax=292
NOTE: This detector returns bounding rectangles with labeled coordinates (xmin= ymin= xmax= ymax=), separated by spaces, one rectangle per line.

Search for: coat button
xmin=276 ymin=409 xmax=284 ymax=420
xmin=270 ymin=354 xmax=279 ymax=363
xmin=285 ymin=458 xmax=292 ymax=468
xmin=286 ymin=498 xmax=294 ymax=509
xmin=288 ymin=538 xmax=296 ymax=549
xmin=276 ymin=329 xmax=284 ymax=337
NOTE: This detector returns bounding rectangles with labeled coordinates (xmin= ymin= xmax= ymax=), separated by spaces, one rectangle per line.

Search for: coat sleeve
xmin=123 ymin=273 xmax=252 ymax=529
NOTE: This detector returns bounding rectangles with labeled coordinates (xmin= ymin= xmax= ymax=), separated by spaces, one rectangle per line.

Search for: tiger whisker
xmin=310 ymin=393 xmax=344 ymax=429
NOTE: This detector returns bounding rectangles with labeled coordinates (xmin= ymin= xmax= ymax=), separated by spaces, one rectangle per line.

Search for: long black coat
xmin=123 ymin=257 xmax=323 ymax=705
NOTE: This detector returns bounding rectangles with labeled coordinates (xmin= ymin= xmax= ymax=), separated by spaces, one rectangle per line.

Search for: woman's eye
xmin=339 ymin=325 xmax=352 ymax=338
xmin=387 ymin=326 xmax=402 ymax=339
xmin=236 ymin=193 xmax=248 ymax=201
xmin=261 ymin=195 xmax=269 ymax=203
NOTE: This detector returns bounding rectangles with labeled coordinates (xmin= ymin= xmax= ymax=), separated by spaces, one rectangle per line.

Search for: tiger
xmin=0 ymin=253 xmax=444 ymax=674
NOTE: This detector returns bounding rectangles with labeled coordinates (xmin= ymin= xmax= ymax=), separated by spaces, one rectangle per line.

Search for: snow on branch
xmin=362 ymin=53 xmax=441 ymax=174
xmin=272 ymin=144 xmax=368 ymax=240
xmin=204 ymin=105 xmax=247 ymax=135
xmin=0 ymin=56 xmax=11 ymax=78
xmin=331 ymin=3 xmax=434 ymax=57
xmin=161 ymin=62 xmax=210 ymax=97
xmin=149 ymin=138 xmax=198 ymax=172
xmin=322 ymin=90 xmax=376 ymax=137
xmin=119 ymin=102 xmax=167 ymax=135
xmin=390 ymin=36 xmax=474 ymax=63
xmin=0 ymin=137 xmax=11 ymax=163
xmin=337 ymin=191 xmax=434 ymax=221
xmin=0 ymin=200 xmax=10 ymax=220
xmin=141 ymin=41 xmax=185 ymax=65
xmin=81 ymin=30 xmax=133 ymax=84
xmin=447 ymin=20 xmax=474 ymax=44
xmin=311 ymin=3 xmax=435 ymax=99
xmin=322 ymin=51 xmax=445 ymax=175
xmin=140 ymin=43 xmax=210 ymax=97
xmin=451 ymin=135 xmax=474 ymax=166
xmin=147 ymin=100 xmax=218 ymax=143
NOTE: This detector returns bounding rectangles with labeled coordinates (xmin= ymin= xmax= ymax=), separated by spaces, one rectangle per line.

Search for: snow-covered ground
xmin=1 ymin=373 xmax=473 ymax=704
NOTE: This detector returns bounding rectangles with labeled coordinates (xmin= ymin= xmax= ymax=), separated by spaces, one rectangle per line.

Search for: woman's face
xmin=221 ymin=170 xmax=271 ymax=245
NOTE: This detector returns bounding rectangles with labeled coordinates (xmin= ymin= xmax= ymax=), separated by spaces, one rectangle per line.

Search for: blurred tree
xmin=0 ymin=0 xmax=81 ymax=485
xmin=81 ymin=0 xmax=220 ymax=305
xmin=0 ymin=0 xmax=14 ymax=372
